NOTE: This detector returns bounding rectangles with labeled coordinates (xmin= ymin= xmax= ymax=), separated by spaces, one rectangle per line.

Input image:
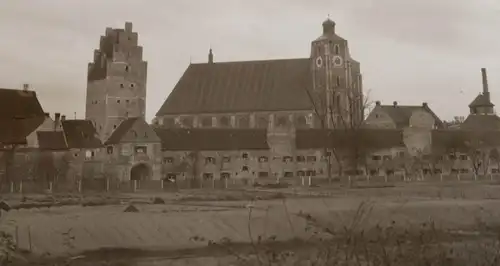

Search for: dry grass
xmin=3 ymin=183 xmax=500 ymax=265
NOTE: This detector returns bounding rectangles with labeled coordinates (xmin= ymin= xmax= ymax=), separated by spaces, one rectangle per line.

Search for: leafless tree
xmin=305 ymin=61 xmax=372 ymax=181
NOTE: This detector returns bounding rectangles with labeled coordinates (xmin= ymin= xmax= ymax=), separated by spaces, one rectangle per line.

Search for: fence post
xmin=224 ymin=178 xmax=228 ymax=189
xmin=474 ymin=173 xmax=477 ymax=181
xmin=10 ymin=181 xmax=14 ymax=193
xmin=133 ymin=180 xmax=137 ymax=192
xmin=308 ymin=176 xmax=312 ymax=186
xmin=19 ymin=181 xmax=23 ymax=194
xmin=106 ymin=178 xmax=110 ymax=192
xmin=161 ymin=179 xmax=164 ymax=190
xmin=457 ymin=174 xmax=461 ymax=181
xmin=440 ymin=174 xmax=443 ymax=182
xmin=78 ymin=180 xmax=82 ymax=193
xmin=212 ymin=178 xmax=215 ymax=189
xmin=301 ymin=176 xmax=304 ymax=186
xmin=49 ymin=182 xmax=53 ymax=193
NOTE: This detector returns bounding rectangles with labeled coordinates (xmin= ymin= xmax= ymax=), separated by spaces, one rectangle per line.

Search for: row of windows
xmin=160 ymin=114 xmax=312 ymax=128
xmin=371 ymin=154 xmax=477 ymax=161
xmin=192 ymin=170 xmax=318 ymax=180
xmin=163 ymin=154 xmax=320 ymax=164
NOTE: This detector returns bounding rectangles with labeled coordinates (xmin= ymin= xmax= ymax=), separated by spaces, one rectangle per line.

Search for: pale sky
xmin=1 ymin=0 xmax=500 ymax=122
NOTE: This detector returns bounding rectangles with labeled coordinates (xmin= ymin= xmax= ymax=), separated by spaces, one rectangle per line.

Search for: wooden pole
xmin=28 ymin=226 xmax=32 ymax=252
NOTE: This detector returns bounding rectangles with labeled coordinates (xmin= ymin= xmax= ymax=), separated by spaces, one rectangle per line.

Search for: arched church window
xmin=276 ymin=116 xmax=288 ymax=126
xmin=238 ymin=117 xmax=250 ymax=128
xmin=220 ymin=116 xmax=230 ymax=127
xmin=334 ymin=44 xmax=340 ymax=55
xmin=201 ymin=117 xmax=212 ymax=127
xmin=296 ymin=116 xmax=307 ymax=128
xmin=257 ymin=117 xmax=268 ymax=128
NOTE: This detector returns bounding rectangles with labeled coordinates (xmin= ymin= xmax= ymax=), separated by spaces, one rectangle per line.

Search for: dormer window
xmin=242 ymin=153 xmax=249 ymax=159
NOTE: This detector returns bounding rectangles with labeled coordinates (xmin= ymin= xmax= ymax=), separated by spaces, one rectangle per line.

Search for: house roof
xmin=154 ymin=128 xmax=269 ymax=151
xmin=61 ymin=120 xmax=102 ymax=149
xmin=0 ymin=117 xmax=45 ymax=145
xmin=0 ymin=88 xmax=44 ymax=118
xmin=37 ymin=131 xmax=68 ymax=150
xmin=295 ymin=128 xmax=405 ymax=150
xmin=105 ymin=117 xmax=139 ymax=145
xmin=461 ymin=114 xmax=500 ymax=131
xmin=0 ymin=88 xmax=46 ymax=145
xmin=469 ymin=93 xmax=494 ymax=108
xmin=431 ymin=129 xmax=500 ymax=152
xmin=156 ymin=58 xmax=313 ymax=115
xmin=376 ymin=103 xmax=443 ymax=128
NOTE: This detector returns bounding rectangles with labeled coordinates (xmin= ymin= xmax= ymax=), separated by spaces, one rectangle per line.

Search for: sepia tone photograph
xmin=1 ymin=0 xmax=500 ymax=265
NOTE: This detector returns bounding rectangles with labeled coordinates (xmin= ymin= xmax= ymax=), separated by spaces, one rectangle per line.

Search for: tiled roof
xmin=0 ymin=88 xmax=44 ymax=118
xmin=461 ymin=115 xmax=500 ymax=131
xmin=154 ymin=128 xmax=269 ymax=151
xmin=0 ymin=88 xmax=45 ymax=145
xmin=469 ymin=93 xmax=494 ymax=108
xmin=105 ymin=117 xmax=139 ymax=145
xmin=295 ymin=128 xmax=405 ymax=150
xmin=61 ymin=120 xmax=102 ymax=149
xmin=156 ymin=58 xmax=313 ymax=115
xmin=377 ymin=104 xmax=443 ymax=128
xmin=431 ymin=129 xmax=500 ymax=151
xmin=0 ymin=117 xmax=45 ymax=145
xmin=37 ymin=131 xmax=68 ymax=150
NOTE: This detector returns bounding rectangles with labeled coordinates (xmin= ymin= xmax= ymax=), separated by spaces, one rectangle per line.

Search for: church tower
xmin=310 ymin=18 xmax=363 ymax=128
xmin=85 ymin=22 xmax=148 ymax=141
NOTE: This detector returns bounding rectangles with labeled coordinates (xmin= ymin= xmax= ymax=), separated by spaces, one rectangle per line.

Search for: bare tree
xmin=305 ymin=61 xmax=372 ymax=181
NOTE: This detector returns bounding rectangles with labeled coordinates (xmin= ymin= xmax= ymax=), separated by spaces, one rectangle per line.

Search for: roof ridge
xmin=190 ymin=57 xmax=309 ymax=65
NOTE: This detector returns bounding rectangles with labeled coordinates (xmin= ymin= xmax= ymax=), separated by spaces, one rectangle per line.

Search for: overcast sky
xmin=1 ymin=0 xmax=500 ymax=122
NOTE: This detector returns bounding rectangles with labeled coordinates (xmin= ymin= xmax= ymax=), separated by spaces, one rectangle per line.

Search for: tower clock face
xmin=332 ymin=55 xmax=343 ymax=67
xmin=315 ymin=56 xmax=323 ymax=68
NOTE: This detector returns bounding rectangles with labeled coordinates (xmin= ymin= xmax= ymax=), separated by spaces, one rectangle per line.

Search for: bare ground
xmin=3 ymin=182 xmax=500 ymax=265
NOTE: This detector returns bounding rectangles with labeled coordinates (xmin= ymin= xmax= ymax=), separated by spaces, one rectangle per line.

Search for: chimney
xmin=208 ymin=48 xmax=214 ymax=64
xmin=375 ymin=101 xmax=381 ymax=106
xmin=481 ymin=68 xmax=490 ymax=99
xmin=422 ymin=102 xmax=428 ymax=108
xmin=54 ymin=113 xmax=61 ymax=131
xmin=44 ymin=112 xmax=50 ymax=117
xmin=22 ymin=83 xmax=29 ymax=91
xmin=393 ymin=101 xmax=397 ymax=107
xmin=61 ymin=115 xmax=66 ymax=122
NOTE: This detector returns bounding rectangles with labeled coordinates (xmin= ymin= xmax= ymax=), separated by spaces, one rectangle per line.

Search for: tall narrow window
xmin=336 ymin=76 xmax=341 ymax=86
xmin=334 ymin=44 xmax=340 ymax=55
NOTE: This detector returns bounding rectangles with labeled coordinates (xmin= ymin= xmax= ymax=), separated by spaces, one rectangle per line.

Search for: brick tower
xmin=310 ymin=18 xmax=363 ymax=128
xmin=85 ymin=22 xmax=148 ymax=141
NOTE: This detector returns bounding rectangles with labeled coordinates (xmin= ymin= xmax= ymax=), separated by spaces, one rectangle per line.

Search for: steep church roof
xmin=156 ymin=58 xmax=313 ymax=115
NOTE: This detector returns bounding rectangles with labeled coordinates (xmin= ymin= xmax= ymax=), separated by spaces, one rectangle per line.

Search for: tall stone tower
xmin=85 ymin=22 xmax=148 ymax=141
xmin=310 ymin=18 xmax=363 ymax=128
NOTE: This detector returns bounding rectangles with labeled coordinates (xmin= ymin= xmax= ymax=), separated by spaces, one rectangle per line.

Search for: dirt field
xmin=3 ymin=182 xmax=500 ymax=265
